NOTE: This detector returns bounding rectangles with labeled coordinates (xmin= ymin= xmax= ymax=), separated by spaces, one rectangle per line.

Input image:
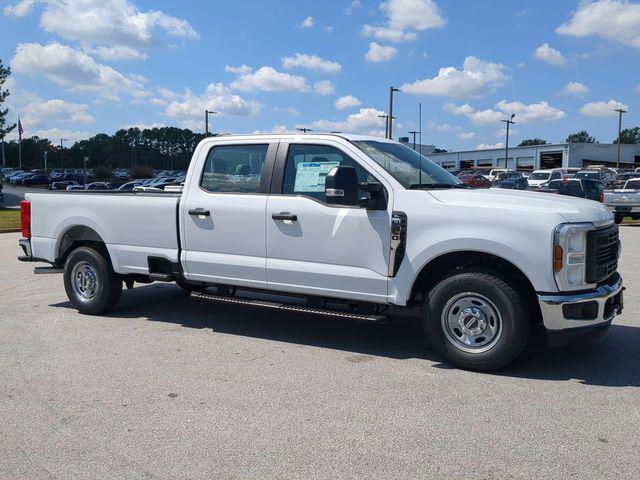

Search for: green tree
xmin=1 ymin=58 xmax=16 ymax=165
xmin=614 ymin=127 xmax=640 ymax=144
xmin=565 ymin=131 xmax=596 ymax=144
xmin=518 ymin=138 xmax=548 ymax=147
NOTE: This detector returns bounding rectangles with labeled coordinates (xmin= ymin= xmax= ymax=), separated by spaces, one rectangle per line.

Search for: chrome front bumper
xmin=537 ymin=274 xmax=623 ymax=332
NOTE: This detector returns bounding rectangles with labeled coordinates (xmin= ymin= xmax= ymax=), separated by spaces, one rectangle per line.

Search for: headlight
xmin=554 ymin=223 xmax=594 ymax=291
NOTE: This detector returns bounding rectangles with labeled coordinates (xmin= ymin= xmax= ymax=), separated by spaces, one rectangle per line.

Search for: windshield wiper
xmin=410 ymin=183 xmax=471 ymax=190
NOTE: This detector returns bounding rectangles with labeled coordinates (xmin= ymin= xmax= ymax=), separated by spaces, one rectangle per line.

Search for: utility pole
xmin=378 ymin=114 xmax=389 ymax=138
xmin=1 ymin=136 xmax=5 ymax=168
xmin=409 ymin=131 xmax=418 ymax=151
xmin=418 ymin=103 xmax=422 ymax=188
xmin=296 ymin=127 xmax=313 ymax=133
xmin=60 ymin=138 xmax=68 ymax=169
xmin=205 ymin=110 xmax=217 ymax=137
xmin=43 ymin=150 xmax=48 ymax=172
xmin=614 ymin=108 xmax=627 ymax=169
xmin=388 ymin=87 xmax=401 ymax=139
xmin=500 ymin=114 xmax=516 ymax=169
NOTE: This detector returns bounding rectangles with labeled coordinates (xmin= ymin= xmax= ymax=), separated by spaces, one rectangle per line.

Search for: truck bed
xmin=27 ymin=191 xmax=181 ymax=275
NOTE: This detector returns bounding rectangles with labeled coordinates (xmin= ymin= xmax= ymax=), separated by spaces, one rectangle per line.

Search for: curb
xmin=0 ymin=228 xmax=21 ymax=234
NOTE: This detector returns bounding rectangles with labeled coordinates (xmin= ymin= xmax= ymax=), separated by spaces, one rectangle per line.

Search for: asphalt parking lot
xmin=1 ymin=230 xmax=639 ymax=479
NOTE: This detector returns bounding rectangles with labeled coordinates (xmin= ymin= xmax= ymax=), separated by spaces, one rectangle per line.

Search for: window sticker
xmin=293 ymin=161 xmax=340 ymax=192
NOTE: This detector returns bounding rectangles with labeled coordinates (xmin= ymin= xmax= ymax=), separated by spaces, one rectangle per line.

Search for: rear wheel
xmin=423 ymin=271 xmax=530 ymax=371
xmin=63 ymin=246 xmax=122 ymax=315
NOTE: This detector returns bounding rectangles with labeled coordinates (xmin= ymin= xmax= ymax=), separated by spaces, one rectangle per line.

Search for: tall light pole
xmin=500 ymin=114 xmax=516 ymax=169
xmin=60 ymin=138 xmax=68 ymax=169
xmin=205 ymin=110 xmax=217 ymax=137
xmin=409 ymin=131 xmax=418 ymax=151
xmin=614 ymin=108 xmax=627 ymax=169
xmin=388 ymin=87 xmax=401 ymax=139
xmin=378 ymin=114 xmax=389 ymax=138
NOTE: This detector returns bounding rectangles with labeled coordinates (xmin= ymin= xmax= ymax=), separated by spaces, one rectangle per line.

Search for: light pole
xmin=500 ymin=114 xmax=516 ymax=169
xmin=60 ymin=138 xmax=68 ymax=169
xmin=205 ymin=110 xmax=217 ymax=137
xmin=388 ymin=87 xmax=401 ymax=139
xmin=409 ymin=131 xmax=418 ymax=151
xmin=614 ymin=108 xmax=627 ymax=169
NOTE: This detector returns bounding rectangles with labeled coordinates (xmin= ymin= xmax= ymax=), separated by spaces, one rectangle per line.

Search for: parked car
xmin=17 ymin=133 xmax=624 ymax=372
xmin=118 ymin=180 xmax=145 ymax=191
xmin=458 ymin=173 xmax=492 ymax=188
xmin=575 ymin=169 xmax=607 ymax=184
xmin=493 ymin=177 xmax=529 ymax=190
xmin=85 ymin=182 xmax=116 ymax=190
xmin=494 ymin=171 xmax=523 ymax=183
xmin=604 ymin=178 xmax=640 ymax=224
xmin=611 ymin=172 xmax=640 ymax=189
xmin=539 ymin=179 xmax=605 ymax=203
xmin=49 ymin=181 xmax=79 ymax=190
xmin=527 ymin=169 xmax=564 ymax=189
xmin=66 ymin=184 xmax=85 ymax=191
xmin=487 ymin=168 xmax=508 ymax=182
xmin=23 ymin=174 xmax=50 ymax=186
xmin=8 ymin=171 xmax=27 ymax=184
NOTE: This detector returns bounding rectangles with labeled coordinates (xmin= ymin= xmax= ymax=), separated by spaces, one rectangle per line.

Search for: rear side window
xmin=282 ymin=144 xmax=372 ymax=202
xmin=201 ymin=144 xmax=268 ymax=193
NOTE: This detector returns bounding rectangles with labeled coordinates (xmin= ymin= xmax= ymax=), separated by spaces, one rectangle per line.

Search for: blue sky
xmin=1 ymin=0 xmax=639 ymax=150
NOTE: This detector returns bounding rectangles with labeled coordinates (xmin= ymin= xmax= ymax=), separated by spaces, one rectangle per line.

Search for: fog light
xmin=562 ymin=301 xmax=598 ymax=320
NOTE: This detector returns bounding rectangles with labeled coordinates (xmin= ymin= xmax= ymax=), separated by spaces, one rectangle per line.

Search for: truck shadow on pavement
xmin=51 ymin=283 xmax=640 ymax=388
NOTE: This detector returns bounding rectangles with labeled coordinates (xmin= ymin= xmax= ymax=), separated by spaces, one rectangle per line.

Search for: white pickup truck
xmin=604 ymin=178 xmax=640 ymax=224
xmin=18 ymin=134 xmax=623 ymax=371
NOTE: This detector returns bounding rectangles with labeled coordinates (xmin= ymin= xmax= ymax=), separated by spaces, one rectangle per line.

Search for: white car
xmin=487 ymin=168 xmax=507 ymax=182
xmin=17 ymin=134 xmax=623 ymax=371
xmin=527 ymin=168 xmax=564 ymax=189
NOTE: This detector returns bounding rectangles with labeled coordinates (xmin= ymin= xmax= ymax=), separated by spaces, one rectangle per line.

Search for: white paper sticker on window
xmin=293 ymin=161 xmax=340 ymax=192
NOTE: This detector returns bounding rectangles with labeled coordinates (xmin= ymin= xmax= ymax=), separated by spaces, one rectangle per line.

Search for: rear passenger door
xmin=265 ymin=141 xmax=392 ymax=303
xmin=181 ymin=140 xmax=277 ymax=288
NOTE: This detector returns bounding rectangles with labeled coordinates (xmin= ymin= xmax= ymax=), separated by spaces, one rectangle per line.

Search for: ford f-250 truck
xmin=17 ymin=134 xmax=623 ymax=371
xmin=604 ymin=178 xmax=640 ymax=224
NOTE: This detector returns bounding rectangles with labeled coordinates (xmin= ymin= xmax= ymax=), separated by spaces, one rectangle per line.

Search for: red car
xmin=458 ymin=173 xmax=492 ymax=188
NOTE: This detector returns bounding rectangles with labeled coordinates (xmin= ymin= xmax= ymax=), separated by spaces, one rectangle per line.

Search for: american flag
xmin=18 ymin=117 xmax=23 ymax=141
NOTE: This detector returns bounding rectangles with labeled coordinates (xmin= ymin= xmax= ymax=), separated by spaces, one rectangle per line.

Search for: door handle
xmin=188 ymin=208 xmax=210 ymax=217
xmin=272 ymin=212 xmax=298 ymax=221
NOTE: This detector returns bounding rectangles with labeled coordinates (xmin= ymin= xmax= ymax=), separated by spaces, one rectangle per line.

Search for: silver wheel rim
xmin=71 ymin=261 xmax=99 ymax=302
xmin=441 ymin=292 xmax=502 ymax=354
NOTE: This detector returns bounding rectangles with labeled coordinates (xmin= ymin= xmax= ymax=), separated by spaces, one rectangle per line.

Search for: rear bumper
xmin=18 ymin=238 xmax=33 ymax=261
xmin=538 ymin=273 xmax=622 ymax=344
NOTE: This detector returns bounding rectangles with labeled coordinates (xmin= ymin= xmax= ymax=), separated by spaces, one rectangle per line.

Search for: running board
xmin=191 ymin=291 xmax=387 ymax=321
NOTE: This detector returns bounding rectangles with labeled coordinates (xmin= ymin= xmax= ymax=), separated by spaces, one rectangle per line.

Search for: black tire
xmin=175 ymin=280 xmax=208 ymax=293
xmin=63 ymin=246 xmax=122 ymax=315
xmin=423 ymin=271 xmax=530 ymax=371
xmin=614 ymin=214 xmax=623 ymax=225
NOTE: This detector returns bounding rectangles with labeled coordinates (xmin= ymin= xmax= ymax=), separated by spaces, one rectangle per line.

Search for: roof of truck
xmin=200 ymin=133 xmax=395 ymax=143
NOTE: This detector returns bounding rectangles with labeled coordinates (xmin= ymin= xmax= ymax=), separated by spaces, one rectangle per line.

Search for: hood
xmin=427 ymin=188 xmax=614 ymax=225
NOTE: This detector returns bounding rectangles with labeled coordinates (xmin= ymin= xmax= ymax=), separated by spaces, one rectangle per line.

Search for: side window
xmin=282 ymin=144 xmax=373 ymax=203
xmin=201 ymin=144 xmax=268 ymax=193
xmin=552 ymin=171 xmax=561 ymax=180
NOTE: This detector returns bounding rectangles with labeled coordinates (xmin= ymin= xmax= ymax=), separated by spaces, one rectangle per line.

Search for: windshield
xmin=352 ymin=140 xmax=461 ymax=189
xmin=576 ymin=172 xmax=598 ymax=179
xmin=529 ymin=172 xmax=551 ymax=180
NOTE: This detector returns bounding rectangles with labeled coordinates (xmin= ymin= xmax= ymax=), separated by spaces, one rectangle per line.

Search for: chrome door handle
xmin=272 ymin=212 xmax=297 ymax=221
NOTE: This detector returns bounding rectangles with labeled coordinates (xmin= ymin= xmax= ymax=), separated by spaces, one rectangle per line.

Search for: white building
xmin=427 ymin=143 xmax=640 ymax=172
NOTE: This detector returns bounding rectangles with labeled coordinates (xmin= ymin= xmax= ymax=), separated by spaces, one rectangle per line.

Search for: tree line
xmin=518 ymin=128 xmax=640 ymax=147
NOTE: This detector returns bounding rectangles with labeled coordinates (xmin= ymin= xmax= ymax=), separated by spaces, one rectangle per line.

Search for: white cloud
xmin=334 ymin=95 xmax=362 ymax=110
xmin=445 ymin=100 xmax=566 ymax=124
xmin=428 ymin=122 xmax=458 ymax=132
xmin=3 ymin=0 xmax=36 ymax=17
xmin=88 ymin=46 xmax=148 ymax=61
xmin=30 ymin=128 xmax=92 ymax=145
xmin=476 ymin=142 xmax=504 ymax=150
xmin=4 ymin=0 xmax=199 ymax=60
xmin=365 ymin=42 xmax=398 ymax=62
xmin=579 ymin=99 xmax=629 ymax=117
xmin=252 ymin=125 xmax=297 ymax=134
xmin=557 ymin=0 xmax=640 ymax=49
xmin=124 ymin=122 xmax=166 ymax=130
xmin=314 ymin=80 xmax=335 ymax=96
xmin=458 ymin=132 xmax=476 ymax=140
xmin=402 ymin=56 xmax=509 ymax=98
xmin=534 ymin=43 xmax=566 ymax=66
xmin=562 ymin=81 xmax=589 ymax=97
xmin=282 ymin=53 xmax=342 ymax=74
xmin=230 ymin=66 xmax=309 ymax=92
xmin=22 ymin=98 xmax=95 ymax=128
xmin=225 ymin=64 xmax=253 ymax=75
xmin=11 ymin=42 xmax=148 ymax=100
xmin=300 ymin=16 xmax=314 ymax=28
xmin=163 ymin=83 xmax=260 ymax=129
xmin=345 ymin=0 xmax=361 ymax=15
xmin=363 ymin=0 xmax=445 ymax=43
xmin=305 ymin=107 xmax=390 ymax=136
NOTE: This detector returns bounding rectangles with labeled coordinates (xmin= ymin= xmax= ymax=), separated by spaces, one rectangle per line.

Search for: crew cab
xmin=604 ymin=178 xmax=640 ymax=223
xmin=538 ymin=178 xmax=605 ymax=203
xmin=17 ymin=134 xmax=623 ymax=371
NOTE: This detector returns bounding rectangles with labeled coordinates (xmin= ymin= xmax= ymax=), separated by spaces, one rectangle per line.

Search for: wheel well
xmin=409 ymin=251 xmax=542 ymax=323
xmin=57 ymin=226 xmax=108 ymax=265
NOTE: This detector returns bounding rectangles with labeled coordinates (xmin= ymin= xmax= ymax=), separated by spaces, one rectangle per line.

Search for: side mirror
xmin=325 ymin=165 xmax=359 ymax=206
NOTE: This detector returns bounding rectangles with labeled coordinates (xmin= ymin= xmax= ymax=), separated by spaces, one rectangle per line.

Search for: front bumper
xmin=537 ymin=274 xmax=623 ymax=343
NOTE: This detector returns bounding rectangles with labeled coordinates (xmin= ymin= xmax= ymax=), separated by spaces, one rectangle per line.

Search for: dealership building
xmin=426 ymin=143 xmax=640 ymax=172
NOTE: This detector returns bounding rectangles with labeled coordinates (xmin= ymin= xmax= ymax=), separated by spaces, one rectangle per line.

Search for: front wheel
xmin=423 ymin=271 xmax=530 ymax=371
xmin=64 ymin=246 xmax=122 ymax=315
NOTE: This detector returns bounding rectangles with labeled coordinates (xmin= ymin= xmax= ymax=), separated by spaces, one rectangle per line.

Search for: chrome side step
xmin=34 ymin=266 xmax=64 ymax=274
xmin=191 ymin=291 xmax=387 ymax=321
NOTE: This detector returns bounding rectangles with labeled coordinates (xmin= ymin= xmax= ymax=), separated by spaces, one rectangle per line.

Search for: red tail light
xmin=599 ymin=193 xmax=604 ymax=203
xmin=20 ymin=200 xmax=31 ymax=239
